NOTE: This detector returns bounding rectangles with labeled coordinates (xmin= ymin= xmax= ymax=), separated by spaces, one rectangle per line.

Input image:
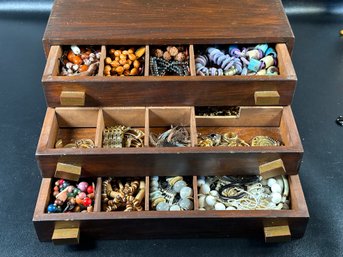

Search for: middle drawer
xmin=36 ymin=106 xmax=303 ymax=178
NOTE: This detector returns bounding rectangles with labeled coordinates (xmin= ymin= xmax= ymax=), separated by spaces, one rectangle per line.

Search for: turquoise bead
xmin=248 ymin=58 xmax=262 ymax=72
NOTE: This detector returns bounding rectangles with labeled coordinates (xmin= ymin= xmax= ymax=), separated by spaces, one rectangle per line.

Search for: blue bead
xmin=228 ymin=45 xmax=239 ymax=55
xmin=265 ymin=47 xmax=277 ymax=58
xmin=47 ymin=204 xmax=56 ymax=213
xmin=255 ymin=44 xmax=268 ymax=53
xmin=248 ymin=58 xmax=262 ymax=72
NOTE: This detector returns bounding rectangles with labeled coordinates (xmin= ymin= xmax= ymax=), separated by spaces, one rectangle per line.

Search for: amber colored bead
xmin=130 ymin=67 xmax=138 ymax=75
xmin=115 ymin=56 xmax=120 ymax=61
xmin=124 ymin=70 xmax=130 ymax=76
xmin=116 ymin=66 xmax=124 ymax=74
xmin=75 ymin=196 xmax=83 ymax=205
xmin=105 ymin=57 xmax=112 ymax=64
xmin=128 ymin=48 xmax=134 ymax=54
xmin=79 ymin=65 xmax=89 ymax=72
xmin=72 ymin=56 xmax=83 ymax=65
xmin=122 ymin=50 xmax=129 ymax=55
xmin=111 ymin=60 xmax=120 ymax=68
xmin=119 ymin=59 xmax=126 ymax=66
xmin=109 ymin=49 xmax=115 ymax=55
xmin=133 ymin=60 xmax=140 ymax=68
xmin=123 ymin=64 xmax=130 ymax=70
xmin=114 ymin=50 xmax=121 ymax=57
xmin=67 ymin=50 xmax=76 ymax=62
xmin=119 ymin=54 xmax=126 ymax=60
xmin=128 ymin=53 xmax=136 ymax=61
xmin=104 ymin=65 xmax=111 ymax=72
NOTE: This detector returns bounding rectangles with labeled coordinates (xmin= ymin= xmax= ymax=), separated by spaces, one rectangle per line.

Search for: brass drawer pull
xmin=60 ymin=91 xmax=85 ymax=106
xmin=254 ymin=91 xmax=280 ymax=105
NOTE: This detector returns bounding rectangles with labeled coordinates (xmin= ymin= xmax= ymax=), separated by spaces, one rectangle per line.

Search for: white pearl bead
xmin=173 ymin=180 xmax=187 ymax=193
xmin=169 ymin=205 xmax=181 ymax=211
xmin=156 ymin=202 xmax=169 ymax=211
xmin=66 ymin=62 xmax=73 ymax=69
xmin=226 ymin=206 xmax=236 ymax=210
xmin=72 ymin=64 xmax=79 ymax=71
xmin=214 ymin=202 xmax=225 ymax=210
xmin=200 ymin=184 xmax=210 ymax=195
xmin=267 ymin=178 xmax=277 ymax=187
xmin=180 ymin=187 xmax=193 ymax=199
xmin=71 ymin=45 xmax=81 ymax=55
xmin=205 ymin=195 xmax=216 ymax=206
xmin=198 ymin=195 xmax=206 ymax=208
xmin=271 ymin=183 xmax=282 ymax=194
xmin=197 ymin=179 xmax=205 ymax=187
xmin=179 ymin=198 xmax=193 ymax=210
xmin=210 ymin=190 xmax=219 ymax=197
xmin=271 ymin=192 xmax=282 ymax=204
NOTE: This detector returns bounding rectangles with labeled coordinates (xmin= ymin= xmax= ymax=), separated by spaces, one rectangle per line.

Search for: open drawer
xmin=35 ymin=106 xmax=303 ymax=179
xmin=42 ymin=43 xmax=296 ymax=107
xmin=33 ymin=175 xmax=308 ymax=243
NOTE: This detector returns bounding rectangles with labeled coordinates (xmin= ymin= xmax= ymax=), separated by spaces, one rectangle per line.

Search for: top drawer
xmin=42 ymin=43 xmax=297 ymax=107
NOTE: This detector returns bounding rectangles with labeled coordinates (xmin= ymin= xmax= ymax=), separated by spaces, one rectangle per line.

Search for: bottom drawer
xmin=33 ymin=175 xmax=308 ymax=243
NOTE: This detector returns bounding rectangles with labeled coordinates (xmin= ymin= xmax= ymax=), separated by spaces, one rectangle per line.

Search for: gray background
xmin=0 ymin=1 xmax=342 ymax=256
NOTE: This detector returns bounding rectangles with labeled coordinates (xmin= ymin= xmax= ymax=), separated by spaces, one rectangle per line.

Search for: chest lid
xmin=43 ymin=0 xmax=294 ymax=55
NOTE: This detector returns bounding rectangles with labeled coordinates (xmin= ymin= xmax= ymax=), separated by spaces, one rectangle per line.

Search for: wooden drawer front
xmin=36 ymin=106 xmax=303 ymax=178
xmin=42 ymin=43 xmax=296 ymax=107
xmin=33 ymin=175 xmax=308 ymax=242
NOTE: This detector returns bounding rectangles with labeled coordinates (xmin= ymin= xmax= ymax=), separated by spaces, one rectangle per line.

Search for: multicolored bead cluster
xmin=150 ymin=176 xmax=194 ymax=211
xmin=150 ymin=46 xmax=190 ymax=76
xmin=196 ymin=44 xmax=278 ymax=76
xmin=47 ymin=179 xmax=95 ymax=213
xmin=60 ymin=45 xmax=100 ymax=76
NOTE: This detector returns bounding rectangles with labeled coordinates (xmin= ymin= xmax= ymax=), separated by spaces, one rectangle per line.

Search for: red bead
xmin=87 ymin=185 xmax=94 ymax=194
xmin=82 ymin=197 xmax=92 ymax=207
xmin=58 ymin=179 xmax=65 ymax=185
xmin=54 ymin=186 xmax=59 ymax=191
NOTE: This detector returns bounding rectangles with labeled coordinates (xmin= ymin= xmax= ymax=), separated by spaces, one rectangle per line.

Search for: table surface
xmin=0 ymin=11 xmax=343 ymax=257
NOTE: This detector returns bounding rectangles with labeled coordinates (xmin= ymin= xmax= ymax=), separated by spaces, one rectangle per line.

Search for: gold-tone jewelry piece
xmin=102 ymin=178 xmax=145 ymax=212
xmin=103 ymin=126 xmax=144 ymax=148
xmin=222 ymin=132 xmax=250 ymax=147
xmin=251 ymin=136 xmax=281 ymax=146
xmin=75 ymin=139 xmax=95 ymax=148
xmin=54 ymin=138 xmax=95 ymax=148
xmin=198 ymin=132 xmax=249 ymax=147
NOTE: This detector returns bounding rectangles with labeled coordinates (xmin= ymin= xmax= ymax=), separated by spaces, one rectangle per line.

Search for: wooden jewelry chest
xmin=33 ymin=0 xmax=309 ymax=244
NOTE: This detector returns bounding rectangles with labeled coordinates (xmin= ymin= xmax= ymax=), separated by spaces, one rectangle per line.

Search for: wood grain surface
xmin=42 ymin=0 xmax=294 ymax=56
xmin=35 ymin=106 xmax=303 ymax=178
xmin=42 ymin=43 xmax=297 ymax=107
xmin=33 ymin=175 xmax=308 ymax=242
